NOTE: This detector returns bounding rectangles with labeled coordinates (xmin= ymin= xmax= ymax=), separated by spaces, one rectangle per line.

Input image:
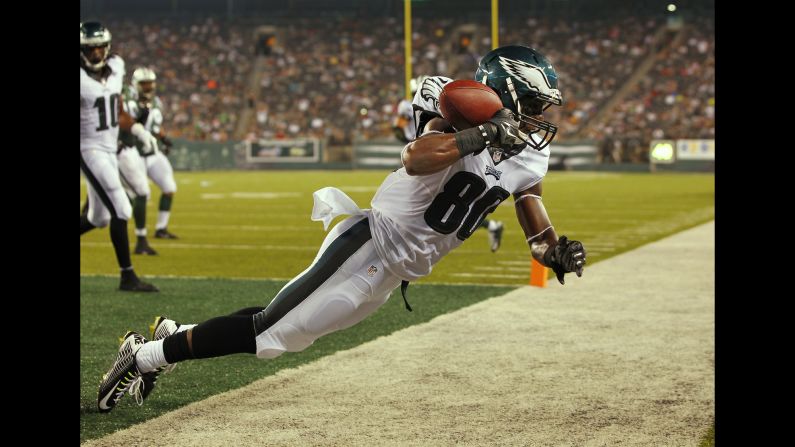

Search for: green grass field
xmin=80 ymin=170 xmax=714 ymax=285
xmin=80 ymin=170 xmax=714 ymax=443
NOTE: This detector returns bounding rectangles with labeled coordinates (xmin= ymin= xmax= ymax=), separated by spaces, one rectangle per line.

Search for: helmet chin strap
xmin=504 ymin=77 xmax=530 ymax=143
xmin=506 ymin=77 xmax=520 ymax=111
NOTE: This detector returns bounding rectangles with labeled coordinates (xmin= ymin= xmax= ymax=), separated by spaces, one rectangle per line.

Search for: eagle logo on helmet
xmin=497 ymin=56 xmax=562 ymax=104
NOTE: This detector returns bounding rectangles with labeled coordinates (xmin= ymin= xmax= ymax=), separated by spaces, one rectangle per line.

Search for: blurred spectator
xmin=585 ymin=17 xmax=715 ymax=160
xmin=106 ymin=14 xmax=713 ymax=156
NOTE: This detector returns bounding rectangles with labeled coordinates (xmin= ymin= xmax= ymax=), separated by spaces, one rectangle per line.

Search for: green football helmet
xmin=132 ymin=67 xmax=157 ymax=100
xmin=80 ymin=22 xmax=112 ymax=71
xmin=475 ymin=45 xmax=562 ymax=150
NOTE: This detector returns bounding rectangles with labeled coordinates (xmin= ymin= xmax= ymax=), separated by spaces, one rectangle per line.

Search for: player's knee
xmin=116 ymin=202 xmax=133 ymax=220
xmin=88 ymin=214 xmax=110 ymax=228
xmin=255 ymin=322 xmax=314 ymax=359
xmin=254 ymin=296 xmax=359 ymax=359
xmin=304 ymin=296 xmax=357 ymax=335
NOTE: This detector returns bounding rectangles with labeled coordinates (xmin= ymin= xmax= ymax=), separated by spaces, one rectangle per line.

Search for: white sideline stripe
xmin=450 ymin=273 xmax=528 ymax=279
xmin=201 ymin=192 xmax=302 ymax=200
xmin=80 ymin=242 xmax=316 ymax=251
xmin=497 ymin=260 xmax=530 ymax=266
xmin=80 ymin=274 xmax=293 ymax=282
xmin=83 ymin=221 xmax=714 ymax=447
xmin=79 ymin=241 xmax=535 ymax=255
xmin=473 ymin=266 xmax=529 ymax=272
xmin=79 ymin=274 xmax=521 ymax=288
xmin=169 ymin=224 xmax=319 ymax=231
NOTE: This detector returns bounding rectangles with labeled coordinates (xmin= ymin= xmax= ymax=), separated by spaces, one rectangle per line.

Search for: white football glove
xmin=130 ymin=123 xmax=159 ymax=155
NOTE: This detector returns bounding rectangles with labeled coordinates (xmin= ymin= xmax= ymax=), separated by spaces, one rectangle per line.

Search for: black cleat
xmin=154 ymin=228 xmax=179 ymax=239
xmin=97 ymin=332 xmax=148 ymax=413
xmin=134 ymin=237 xmax=158 ymax=256
xmin=119 ymin=270 xmax=159 ymax=292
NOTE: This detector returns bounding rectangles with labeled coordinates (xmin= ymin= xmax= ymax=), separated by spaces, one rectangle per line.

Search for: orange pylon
xmin=529 ymin=258 xmax=548 ymax=287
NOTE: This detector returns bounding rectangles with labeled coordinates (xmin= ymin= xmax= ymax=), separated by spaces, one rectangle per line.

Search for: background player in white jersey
xmin=117 ymin=67 xmax=179 ymax=256
xmin=394 ymin=75 xmax=505 ymax=252
xmin=392 ymin=75 xmax=426 ymax=144
xmin=97 ymin=45 xmax=587 ymax=411
xmin=80 ymin=22 xmax=159 ymax=292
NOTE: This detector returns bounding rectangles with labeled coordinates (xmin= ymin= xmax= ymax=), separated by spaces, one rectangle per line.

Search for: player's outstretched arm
xmin=402 ymin=109 xmax=523 ymax=176
xmin=514 ymin=182 xmax=587 ymax=284
xmin=401 ymin=117 xmax=459 ymax=175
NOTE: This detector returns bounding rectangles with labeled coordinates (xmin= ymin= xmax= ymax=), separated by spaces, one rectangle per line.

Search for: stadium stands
xmin=107 ymin=14 xmax=713 ymax=163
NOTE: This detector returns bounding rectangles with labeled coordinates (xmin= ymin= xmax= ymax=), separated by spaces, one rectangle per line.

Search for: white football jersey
xmin=410 ymin=75 xmax=453 ymax=137
xmin=369 ymin=74 xmax=550 ymax=280
xmin=80 ymin=55 xmax=126 ymax=153
xmin=394 ymin=99 xmax=416 ymax=142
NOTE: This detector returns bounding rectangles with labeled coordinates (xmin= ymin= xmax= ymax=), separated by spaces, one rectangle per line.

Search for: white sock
xmin=488 ymin=220 xmax=500 ymax=231
xmin=136 ymin=340 xmax=169 ymax=374
xmin=156 ymin=211 xmax=171 ymax=230
xmin=135 ymin=228 xmax=147 ymax=237
xmin=175 ymin=324 xmax=196 ymax=333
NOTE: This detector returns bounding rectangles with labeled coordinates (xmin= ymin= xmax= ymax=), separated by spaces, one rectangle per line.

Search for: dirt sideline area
xmin=84 ymin=221 xmax=714 ymax=447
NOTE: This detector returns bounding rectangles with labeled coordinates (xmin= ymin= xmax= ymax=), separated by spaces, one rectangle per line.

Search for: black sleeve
xmin=413 ymin=105 xmax=443 ymax=137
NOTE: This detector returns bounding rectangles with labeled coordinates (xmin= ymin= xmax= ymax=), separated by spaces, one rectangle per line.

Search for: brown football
xmin=439 ymin=80 xmax=504 ymax=131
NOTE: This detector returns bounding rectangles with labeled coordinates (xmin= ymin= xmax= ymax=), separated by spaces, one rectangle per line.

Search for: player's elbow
xmin=402 ymin=142 xmax=420 ymax=175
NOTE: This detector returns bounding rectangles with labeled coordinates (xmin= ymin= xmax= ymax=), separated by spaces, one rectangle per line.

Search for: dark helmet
xmin=80 ymin=22 xmax=112 ymax=71
xmin=475 ymin=45 xmax=562 ymax=150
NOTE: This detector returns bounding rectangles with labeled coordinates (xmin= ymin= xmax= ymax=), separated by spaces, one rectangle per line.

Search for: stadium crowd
xmin=108 ymin=14 xmax=714 ymax=162
xmin=109 ymin=17 xmax=254 ymax=142
xmin=585 ymin=17 xmax=715 ymax=163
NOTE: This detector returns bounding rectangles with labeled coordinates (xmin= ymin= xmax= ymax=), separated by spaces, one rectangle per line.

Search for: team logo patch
xmin=498 ymin=56 xmax=553 ymax=90
xmin=420 ymin=78 xmax=451 ymax=109
xmin=485 ymin=165 xmax=502 ymax=180
xmin=491 ymin=150 xmax=504 ymax=164
xmin=367 ymin=265 xmax=378 ymax=277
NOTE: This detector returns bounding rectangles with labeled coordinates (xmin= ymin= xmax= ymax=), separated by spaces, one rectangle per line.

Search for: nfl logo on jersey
xmin=367 ymin=265 xmax=378 ymax=277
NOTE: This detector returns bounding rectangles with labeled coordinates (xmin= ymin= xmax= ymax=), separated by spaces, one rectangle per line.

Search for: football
xmin=439 ymin=80 xmax=504 ymax=131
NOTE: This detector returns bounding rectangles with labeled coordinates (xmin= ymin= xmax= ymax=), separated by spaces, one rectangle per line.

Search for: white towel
xmin=311 ymin=187 xmax=368 ymax=231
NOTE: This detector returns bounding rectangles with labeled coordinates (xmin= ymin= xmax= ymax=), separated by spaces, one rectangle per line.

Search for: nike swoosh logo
xmin=98 ymin=389 xmax=116 ymax=411
xmin=504 ymin=126 xmax=529 ymax=144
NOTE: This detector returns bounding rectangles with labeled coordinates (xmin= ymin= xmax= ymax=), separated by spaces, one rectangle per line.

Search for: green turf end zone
xmin=80 ymin=276 xmax=515 ymax=442
xmin=81 ymin=171 xmax=714 ymax=442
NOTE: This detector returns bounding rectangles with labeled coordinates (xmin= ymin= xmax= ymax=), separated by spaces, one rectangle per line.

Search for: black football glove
xmin=480 ymin=108 xmax=528 ymax=161
xmin=544 ymin=235 xmax=587 ymax=285
xmin=159 ymin=136 xmax=174 ymax=155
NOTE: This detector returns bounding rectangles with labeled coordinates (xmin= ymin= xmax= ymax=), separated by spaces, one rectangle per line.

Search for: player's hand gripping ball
xmin=439 ymin=80 xmax=503 ymax=131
